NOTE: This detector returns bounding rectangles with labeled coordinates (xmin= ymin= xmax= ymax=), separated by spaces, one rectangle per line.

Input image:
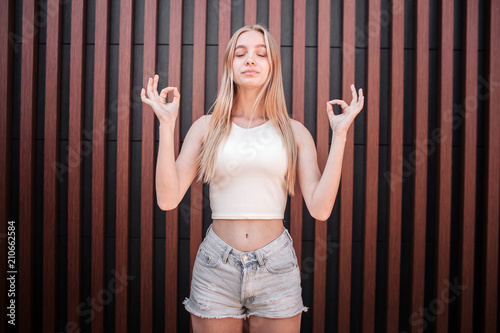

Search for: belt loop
xmin=222 ymin=246 xmax=231 ymax=264
xmin=255 ymin=251 xmax=265 ymax=267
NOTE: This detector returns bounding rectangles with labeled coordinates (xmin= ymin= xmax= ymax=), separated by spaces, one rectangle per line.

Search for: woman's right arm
xmin=141 ymin=74 xmax=210 ymax=210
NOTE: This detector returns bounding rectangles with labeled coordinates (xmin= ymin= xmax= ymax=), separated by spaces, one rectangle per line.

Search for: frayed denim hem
xmin=245 ymin=306 xmax=309 ymax=319
xmin=183 ymin=297 xmax=248 ymax=320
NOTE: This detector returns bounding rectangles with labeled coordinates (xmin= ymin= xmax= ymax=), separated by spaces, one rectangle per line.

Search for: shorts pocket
xmin=264 ymin=242 xmax=298 ymax=274
xmin=195 ymin=242 xmax=222 ymax=268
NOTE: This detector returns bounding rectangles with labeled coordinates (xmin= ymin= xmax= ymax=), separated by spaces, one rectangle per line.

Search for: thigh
xmin=191 ymin=313 xmax=244 ymax=333
xmin=247 ymin=313 xmax=302 ymax=333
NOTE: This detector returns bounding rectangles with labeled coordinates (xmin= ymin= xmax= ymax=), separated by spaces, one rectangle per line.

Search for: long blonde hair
xmin=197 ymin=24 xmax=297 ymax=196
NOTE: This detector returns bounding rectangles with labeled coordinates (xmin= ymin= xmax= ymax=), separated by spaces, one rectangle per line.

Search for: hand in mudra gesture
xmin=327 ymin=84 xmax=364 ymax=137
xmin=140 ymin=74 xmax=180 ymax=126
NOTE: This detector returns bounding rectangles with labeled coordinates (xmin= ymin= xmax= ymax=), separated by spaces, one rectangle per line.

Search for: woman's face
xmin=232 ymin=30 xmax=270 ymax=90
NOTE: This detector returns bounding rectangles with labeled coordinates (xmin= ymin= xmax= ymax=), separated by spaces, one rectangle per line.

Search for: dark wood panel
xmin=92 ymin=0 xmax=110 ymax=331
xmin=218 ymin=0 xmax=231 ymax=86
xmin=434 ymin=0 xmax=453 ymax=332
xmin=19 ymin=0 xmax=38 ymax=331
xmin=385 ymin=1 xmax=404 ymax=332
xmin=67 ymin=0 xmax=86 ymax=330
xmin=141 ymin=0 xmax=158 ymax=331
xmin=116 ymin=0 xmax=134 ymax=332
xmin=339 ymin=0 xmax=355 ymax=331
xmin=459 ymin=0 xmax=478 ymax=331
xmin=166 ymin=1 xmax=183 ymax=331
xmin=409 ymin=1 xmax=429 ymax=331
xmin=0 ymin=0 xmax=14 ymax=332
xmin=314 ymin=1 xmax=330 ymax=332
xmin=244 ymin=0 xmax=257 ymax=26
xmin=291 ymin=0 xmax=305 ymax=274
xmin=268 ymin=0 xmax=280 ymax=47
xmin=42 ymin=1 xmax=62 ymax=331
xmin=483 ymin=2 xmax=500 ymax=331
xmin=363 ymin=0 xmax=381 ymax=331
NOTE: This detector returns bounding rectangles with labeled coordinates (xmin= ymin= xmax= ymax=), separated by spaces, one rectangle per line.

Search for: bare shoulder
xmin=289 ymin=118 xmax=314 ymax=148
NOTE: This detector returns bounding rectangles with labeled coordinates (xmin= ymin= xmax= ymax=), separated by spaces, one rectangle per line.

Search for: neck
xmin=233 ymin=88 xmax=266 ymax=121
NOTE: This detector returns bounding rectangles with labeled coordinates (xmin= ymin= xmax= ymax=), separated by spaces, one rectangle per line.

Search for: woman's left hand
xmin=327 ymin=84 xmax=364 ymax=138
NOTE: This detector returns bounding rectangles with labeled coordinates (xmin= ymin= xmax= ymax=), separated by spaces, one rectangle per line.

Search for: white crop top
xmin=209 ymin=120 xmax=288 ymax=219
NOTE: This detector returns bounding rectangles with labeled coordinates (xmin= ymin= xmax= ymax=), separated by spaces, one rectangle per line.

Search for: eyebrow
xmin=235 ymin=44 xmax=267 ymax=50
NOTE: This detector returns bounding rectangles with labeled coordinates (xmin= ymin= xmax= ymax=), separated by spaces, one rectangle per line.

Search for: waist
xmin=211 ymin=219 xmax=285 ymax=252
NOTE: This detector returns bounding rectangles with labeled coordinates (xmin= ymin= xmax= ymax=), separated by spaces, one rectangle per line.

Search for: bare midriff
xmin=212 ymin=219 xmax=285 ymax=252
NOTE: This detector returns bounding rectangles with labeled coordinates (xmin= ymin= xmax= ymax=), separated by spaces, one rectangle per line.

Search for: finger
xmin=141 ymin=88 xmax=153 ymax=107
xmin=146 ymin=77 xmax=155 ymax=99
xmin=152 ymin=74 xmax=160 ymax=98
xmin=172 ymin=87 xmax=181 ymax=106
xmin=159 ymin=87 xmax=180 ymax=104
xmin=159 ymin=87 xmax=172 ymax=103
xmin=350 ymin=84 xmax=358 ymax=105
xmin=357 ymin=95 xmax=365 ymax=110
xmin=356 ymin=88 xmax=364 ymax=107
xmin=328 ymin=99 xmax=349 ymax=110
xmin=326 ymin=102 xmax=333 ymax=113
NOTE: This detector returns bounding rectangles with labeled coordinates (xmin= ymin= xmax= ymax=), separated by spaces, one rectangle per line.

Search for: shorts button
xmin=242 ymin=255 xmax=248 ymax=262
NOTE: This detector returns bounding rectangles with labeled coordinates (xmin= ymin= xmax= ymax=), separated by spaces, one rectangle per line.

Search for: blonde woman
xmin=141 ymin=24 xmax=363 ymax=333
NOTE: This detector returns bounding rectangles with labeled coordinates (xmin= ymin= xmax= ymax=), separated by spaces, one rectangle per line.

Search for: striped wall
xmin=0 ymin=0 xmax=499 ymax=332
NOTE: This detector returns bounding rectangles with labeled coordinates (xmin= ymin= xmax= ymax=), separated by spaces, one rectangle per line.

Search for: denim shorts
xmin=183 ymin=223 xmax=309 ymax=319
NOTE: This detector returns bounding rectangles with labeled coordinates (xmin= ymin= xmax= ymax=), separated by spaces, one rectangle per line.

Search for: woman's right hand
xmin=141 ymin=74 xmax=180 ymax=126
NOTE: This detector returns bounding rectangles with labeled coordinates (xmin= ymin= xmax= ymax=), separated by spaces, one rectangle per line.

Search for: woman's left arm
xmin=295 ymin=84 xmax=364 ymax=221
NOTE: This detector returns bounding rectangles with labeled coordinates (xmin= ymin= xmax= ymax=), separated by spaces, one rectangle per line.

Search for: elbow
xmin=158 ymin=203 xmax=177 ymax=211
xmin=157 ymin=197 xmax=179 ymax=211
xmin=312 ymin=213 xmax=330 ymax=222
xmin=311 ymin=207 xmax=332 ymax=221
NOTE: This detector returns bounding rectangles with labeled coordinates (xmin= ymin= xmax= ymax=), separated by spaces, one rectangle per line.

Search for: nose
xmin=245 ymin=56 xmax=255 ymax=65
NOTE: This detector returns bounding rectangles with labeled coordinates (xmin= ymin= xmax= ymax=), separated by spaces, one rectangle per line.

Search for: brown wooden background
xmin=0 ymin=0 xmax=499 ymax=332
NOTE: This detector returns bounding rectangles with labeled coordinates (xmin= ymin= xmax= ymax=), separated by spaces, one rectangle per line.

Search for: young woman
xmin=141 ymin=24 xmax=363 ymax=333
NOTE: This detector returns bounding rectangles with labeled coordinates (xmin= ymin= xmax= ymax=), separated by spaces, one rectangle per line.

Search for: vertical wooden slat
xmin=291 ymin=0 xmax=305 ymax=280
xmin=141 ymin=0 xmax=157 ymax=331
xmin=314 ymin=0 xmax=330 ymax=332
xmin=363 ymin=0 xmax=380 ymax=331
xmin=116 ymin=0 xmax=134 ymax=332
xmin=458 ymin=0 xmax=478 ymax=331
xmin=409 ymin=1 xmax=428 ymax=331
xmin=165 ymin=1 xmax=183 ymax=332
xmin=19 ymin=0 xmax=38 ymax=331
xmin=482 ymin=1 xmax=500 ymax=331
xmin=339 ymin=0 xmax=356 ymax=331
xmin=189 ymin=0 xmax=206 ymax=296
xmin=43 ymin=1 xmax=62 ymax=331
xmin=386 ymin=1 xmax=404 ymax=331
xmin=68 ymin=0 xmax=86 ymax=330
xmin=218 ymin=0 xmax=231 ymax=86
xmin=268 ymin=0 xmax=280 ymax=47
xmin=434 ymin=1 xmax=453 ymax=332
xmin=244 ymin=0 xmax=257 ymax=26
xmin=92 ymin=0 xmax=110 ymax=331
xmin=0 ymin=0 xmax=14 ymax=332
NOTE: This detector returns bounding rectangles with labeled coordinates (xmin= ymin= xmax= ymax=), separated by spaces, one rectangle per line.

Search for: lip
xmin=242 ymin=70 xmax=258 ymax=74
